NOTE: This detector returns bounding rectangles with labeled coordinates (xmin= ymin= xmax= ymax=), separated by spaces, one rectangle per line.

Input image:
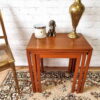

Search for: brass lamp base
xmin=68 ymin=32 xmax=79 ymax=39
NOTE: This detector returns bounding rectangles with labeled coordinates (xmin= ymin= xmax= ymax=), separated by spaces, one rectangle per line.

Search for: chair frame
xmin=0 ymin=10 xmax=20 ymax=94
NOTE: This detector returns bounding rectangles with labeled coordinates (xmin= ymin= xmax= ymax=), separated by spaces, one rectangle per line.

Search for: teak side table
xmin=26 ymin=33 xmax=93 ymax=93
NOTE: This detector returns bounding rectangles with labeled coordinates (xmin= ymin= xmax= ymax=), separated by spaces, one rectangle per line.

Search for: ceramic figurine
xmin=47 ymin=20 xmax=56 ymax=37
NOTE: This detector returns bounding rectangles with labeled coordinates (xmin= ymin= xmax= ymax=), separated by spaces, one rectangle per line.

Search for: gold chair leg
xmin=11 ymin=63 xmax=20 ymax=94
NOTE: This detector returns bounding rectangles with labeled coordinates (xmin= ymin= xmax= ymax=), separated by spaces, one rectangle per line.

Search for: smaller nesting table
xmin=26 ymin=33 xmax=93 ymax=93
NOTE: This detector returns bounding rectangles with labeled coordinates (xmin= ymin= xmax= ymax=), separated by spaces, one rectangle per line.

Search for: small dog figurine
xmin=47 ymin=20 xmax=56 ymax=37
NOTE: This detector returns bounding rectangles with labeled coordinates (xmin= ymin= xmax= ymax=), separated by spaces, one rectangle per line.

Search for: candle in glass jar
xmin=34 ymin=24 xmax=46 ymax=38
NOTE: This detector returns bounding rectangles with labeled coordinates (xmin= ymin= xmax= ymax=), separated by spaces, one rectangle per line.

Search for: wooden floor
xmin=0 ymin=66 xmax=100 ymax=85
xmin=16 ymin=66 xmax=100 ymax=71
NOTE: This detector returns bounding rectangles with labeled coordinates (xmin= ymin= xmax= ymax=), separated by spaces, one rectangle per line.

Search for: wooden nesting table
xmin=26 ymin=33 xmax=93 ymax=93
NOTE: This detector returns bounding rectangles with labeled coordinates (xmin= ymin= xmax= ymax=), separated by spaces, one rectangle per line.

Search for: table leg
xmin=31 ymin=54 xmax=39 ymax=92
xmin=72 ymin=55 xmax=81 ymax=92
xmin=68 ymin=58 xmax=76 ymax=73
xmin=26 ymin=51 xmax=36 ymax=92
xmin=41 ymin=58 xmax=44 ymax=72
xmin=36 ymin=55 xmax=42 ymax=92
xmin=77 ymin=53 xmax=86 ymax=93
xmin=80 ymin=50 xmax=92 ymax=92
xmin=68 ymin=59 xmax=72 ymax=72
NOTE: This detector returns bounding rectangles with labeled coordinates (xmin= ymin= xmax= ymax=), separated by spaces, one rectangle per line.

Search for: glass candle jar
xmin=34 ymin=24 xmax=46 ymax=38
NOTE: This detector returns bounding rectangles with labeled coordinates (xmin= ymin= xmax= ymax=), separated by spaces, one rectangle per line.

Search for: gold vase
xmin=68 ymin=0 xmax=85 ymax=38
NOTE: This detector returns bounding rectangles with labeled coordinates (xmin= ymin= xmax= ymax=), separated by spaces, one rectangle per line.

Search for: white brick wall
xmin=0 ymin=0 xmax=100 ymax=66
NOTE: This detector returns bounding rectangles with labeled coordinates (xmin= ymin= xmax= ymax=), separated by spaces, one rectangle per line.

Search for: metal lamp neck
xmin=75 ymin=0 xmax=81 ymax=3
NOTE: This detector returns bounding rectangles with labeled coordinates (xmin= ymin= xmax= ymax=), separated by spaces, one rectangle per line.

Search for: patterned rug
xmin=0 ymin=70 xmax=100 ymax=100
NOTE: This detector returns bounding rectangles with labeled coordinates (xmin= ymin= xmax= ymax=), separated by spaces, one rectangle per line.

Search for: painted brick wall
xmin=0 ymin=0 xmax=100 ymax=66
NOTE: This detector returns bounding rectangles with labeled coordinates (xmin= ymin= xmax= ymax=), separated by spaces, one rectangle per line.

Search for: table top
xmin=26 ymin=33 xmax=93 ymax=52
